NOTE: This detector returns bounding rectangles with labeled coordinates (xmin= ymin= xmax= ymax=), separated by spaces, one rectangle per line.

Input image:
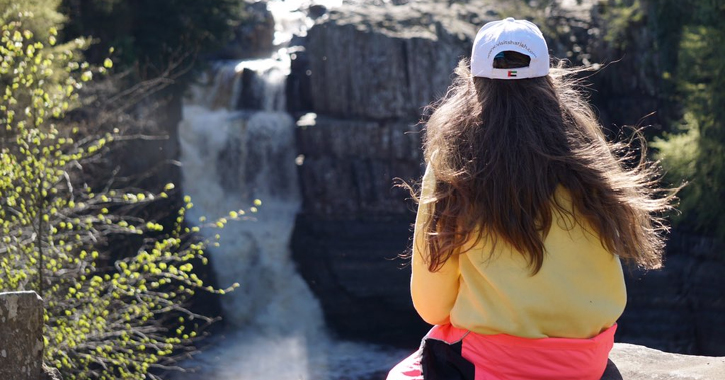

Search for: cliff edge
xmin=605 ymin=343 xmax=725 ymax=379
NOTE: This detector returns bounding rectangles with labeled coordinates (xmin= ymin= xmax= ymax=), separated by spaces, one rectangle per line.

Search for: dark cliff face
xmin=303 ymin=9 xmax=472 ymax=120
xmin=618 ymin=232 xmax=725 ymax=355
xmin=586 ymin=1 xmax=670 ymax=134
xmin=288 ymin=1 xmax=725 ymax=354
xmin=292 ymin=116 xmax=426 ymax=346
xmin=290 ymin=3 xmax=477 ymax=346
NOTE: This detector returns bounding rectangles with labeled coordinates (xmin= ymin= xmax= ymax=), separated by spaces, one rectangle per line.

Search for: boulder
xmin=0 ymin=291 xmax=44 ymax=380
xmin=605 ymin=343 xmax=725 ymax=380
xmin=212 ymin=1 xmax=276 ymax=60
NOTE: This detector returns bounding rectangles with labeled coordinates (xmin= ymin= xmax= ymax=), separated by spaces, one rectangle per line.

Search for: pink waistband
xmin=426 ymin=324 xmax=617 ymax=380
xmin=427 ymin=323 xmax=617 ymax=349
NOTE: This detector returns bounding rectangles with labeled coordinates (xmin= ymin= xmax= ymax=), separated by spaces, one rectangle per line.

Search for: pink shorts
xmin=387 ymin=324 xmax=616 ymax=380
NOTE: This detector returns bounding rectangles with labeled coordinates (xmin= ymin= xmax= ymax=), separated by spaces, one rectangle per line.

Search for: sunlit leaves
xmin=0 ymin=15 xmax=242 ymax=380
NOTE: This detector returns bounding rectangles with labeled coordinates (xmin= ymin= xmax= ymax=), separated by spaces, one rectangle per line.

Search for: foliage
xmin=594 ymin=0 xmax=645 ymax=50
xmin=0 ymin=15 xmax=245 ymax=379
xmin=59 ymin=0 xmax=245 ymax=79
xmin=651 ymin=1 xmax=725 ymax=239
xmin=0 ymin=0 xmax=65 ymax=42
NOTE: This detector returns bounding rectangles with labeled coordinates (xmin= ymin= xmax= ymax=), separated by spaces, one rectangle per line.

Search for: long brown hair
xmin=417 ymin=58 xmax=678 ymax=274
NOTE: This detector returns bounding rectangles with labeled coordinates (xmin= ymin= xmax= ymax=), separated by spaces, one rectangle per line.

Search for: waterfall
xmin=176 ymin=1 xmax=404 ymax=379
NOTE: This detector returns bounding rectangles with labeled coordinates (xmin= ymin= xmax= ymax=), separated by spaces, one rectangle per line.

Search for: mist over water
xmin=176 ymin=1 xmax=406 ymax=378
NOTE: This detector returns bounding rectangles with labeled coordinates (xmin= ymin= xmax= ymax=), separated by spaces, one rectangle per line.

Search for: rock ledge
xmin=605 ymin=343 xmax=725 ymax=380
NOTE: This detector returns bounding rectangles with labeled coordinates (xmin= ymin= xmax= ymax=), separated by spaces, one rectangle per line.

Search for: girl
xmin=388 ymin=18 xmax=677 ymax=380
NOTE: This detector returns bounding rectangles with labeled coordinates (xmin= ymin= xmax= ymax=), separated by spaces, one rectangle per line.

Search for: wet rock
xmin=0 ymin=291 xmax=44 ymax=380
xmin=306 ymin=4 xmax=327 ymax=20
xmin=286 ymin=47 xmax=313 ymax=114
xmin=213 ymin=1 xmax=276 ymax=60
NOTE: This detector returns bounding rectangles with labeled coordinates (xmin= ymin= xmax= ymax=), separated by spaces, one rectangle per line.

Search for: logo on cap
xmin=471 ymin=18 xmax=550 ymax=79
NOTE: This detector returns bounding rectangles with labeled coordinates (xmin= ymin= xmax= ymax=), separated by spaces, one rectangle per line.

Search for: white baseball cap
xmin=471 ymin=17 xmax=550 ymax=79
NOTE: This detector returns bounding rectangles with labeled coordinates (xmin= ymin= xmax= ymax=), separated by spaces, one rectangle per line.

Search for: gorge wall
xmin=291 ymin=2 xmax=476 ymax=345
xmin=287 ymin=0 xmax=725 ymax=355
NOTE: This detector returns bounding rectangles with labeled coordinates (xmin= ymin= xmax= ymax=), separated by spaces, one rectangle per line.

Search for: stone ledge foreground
xmin=604 ymin=343 xmax=725 ymax=380
xmin=1 ymin=291 xmax=723 ymax=379
xmin=0 ymin=291 xmax=44 ymax=380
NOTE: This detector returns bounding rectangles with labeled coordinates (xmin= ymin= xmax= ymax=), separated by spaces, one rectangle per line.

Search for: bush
xmin=0 ymin=15 xmax=243 ymax=380
xmin=59 ymin=0 xmax=245 ymax=78
xmin=652 ymin=2 xmax=725 ymax=239
xmin=0 ymin=0 xmax=65 ymax=42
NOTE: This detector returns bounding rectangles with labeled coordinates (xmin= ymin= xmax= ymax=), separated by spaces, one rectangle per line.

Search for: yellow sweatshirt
xmin=411 ymin=162 xmax=627 ymax=339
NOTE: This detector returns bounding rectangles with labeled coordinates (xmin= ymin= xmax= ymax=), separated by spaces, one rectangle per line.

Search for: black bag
xmin=420 ymin=337 xmax=475 ymax=380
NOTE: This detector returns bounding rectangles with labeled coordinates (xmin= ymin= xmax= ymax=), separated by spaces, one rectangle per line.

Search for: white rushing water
xmin=177 ymin=1 xmax=406 ymax=379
